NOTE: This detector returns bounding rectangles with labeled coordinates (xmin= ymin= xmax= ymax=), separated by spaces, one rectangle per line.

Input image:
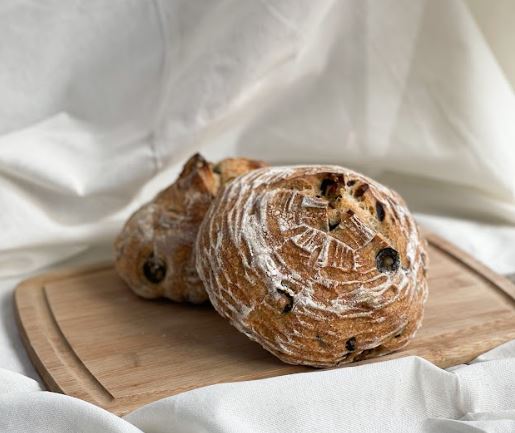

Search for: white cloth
xmin=1 ymin=341 xmax=515 ymax=433
xmin=1 ymin=0 xmax=515 ymax=432
xmin=2 ymin=0 xmax=515 ymax=277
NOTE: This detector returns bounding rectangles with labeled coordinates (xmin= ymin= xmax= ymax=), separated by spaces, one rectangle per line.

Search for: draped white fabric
xmin=1 ymin=342 xmax=515 ymax=433
xmin=1 ymin=0 xmax=515 ymax=432
xmin=2 ymin=0 xmax=515 ymax=277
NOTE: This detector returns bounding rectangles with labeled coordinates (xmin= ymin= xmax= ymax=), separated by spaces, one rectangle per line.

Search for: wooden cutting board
xmin=15 ymin=233 xmax=515 ymax=416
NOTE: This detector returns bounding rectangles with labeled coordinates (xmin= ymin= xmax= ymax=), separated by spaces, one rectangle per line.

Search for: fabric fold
xmin=0 ymin=341 xmax=514 ymax=433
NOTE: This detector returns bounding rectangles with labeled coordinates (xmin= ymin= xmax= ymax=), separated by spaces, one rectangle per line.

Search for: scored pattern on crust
xmin=196 ymin=165 xmax=429 ymax=367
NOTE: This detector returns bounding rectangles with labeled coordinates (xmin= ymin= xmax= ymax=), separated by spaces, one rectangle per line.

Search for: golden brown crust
xmin=195 ymin=165 xmax=429 ymax=366
xmin=114 ymin=153 xmax=266 ymax=303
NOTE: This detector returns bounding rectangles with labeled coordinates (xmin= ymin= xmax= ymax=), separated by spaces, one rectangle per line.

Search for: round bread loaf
xmin=114 ymin=153 xmax=266 ymax=303
xmin=195 ymin=165 xmax=428 ymax=366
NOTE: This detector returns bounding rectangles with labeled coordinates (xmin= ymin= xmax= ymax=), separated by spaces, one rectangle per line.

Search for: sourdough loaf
xmin=195 ymin=165 xmax=428 ymax=366
xmin=114 ymin=153 xmax=266 ymax=303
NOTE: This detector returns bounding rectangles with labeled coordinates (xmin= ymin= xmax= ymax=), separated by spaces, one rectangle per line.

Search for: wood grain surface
xmin=14 ymin=233 xmax=515 ymax=416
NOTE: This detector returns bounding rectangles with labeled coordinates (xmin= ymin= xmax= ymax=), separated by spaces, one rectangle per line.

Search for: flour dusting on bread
xmin=196 ymin=165 xmax=428 ymax=367
xmin=114 ymin=154 xmax=266 ymax=303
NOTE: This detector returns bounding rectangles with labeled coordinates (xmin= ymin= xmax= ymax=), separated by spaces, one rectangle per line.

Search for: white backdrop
xmin=1 ymin=0 xmax=515 ymax=277
xmin=1 ymin=0 xmax=515 ymax=432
